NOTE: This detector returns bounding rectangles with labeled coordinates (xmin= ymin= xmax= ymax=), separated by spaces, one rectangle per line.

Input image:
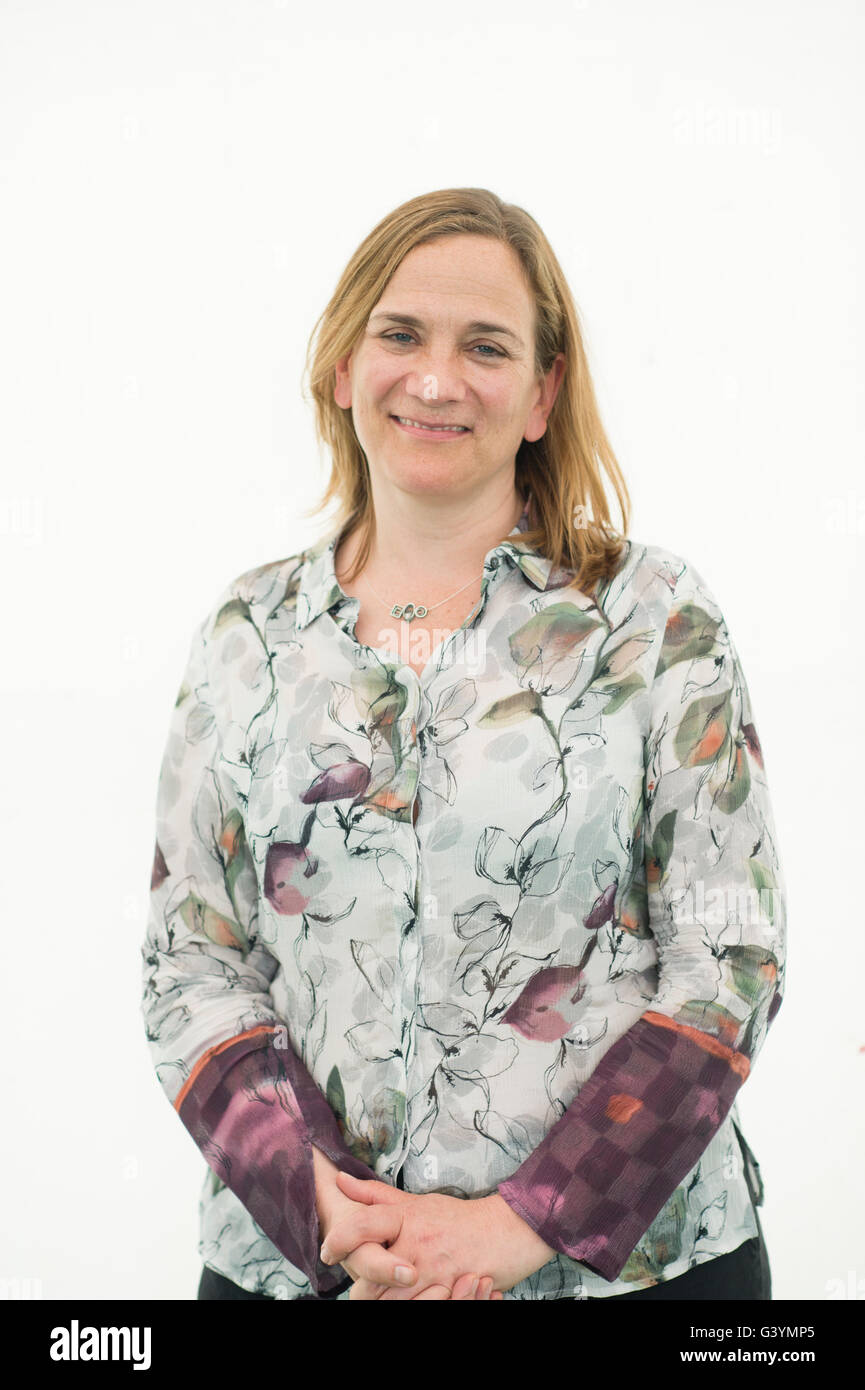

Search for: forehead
xmin=375 ymin=235 xmax=535 ymax=326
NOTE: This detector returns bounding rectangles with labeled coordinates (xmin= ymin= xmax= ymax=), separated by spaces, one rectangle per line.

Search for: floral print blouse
xmin=141 ymin=501 xmax=786 ymax=1300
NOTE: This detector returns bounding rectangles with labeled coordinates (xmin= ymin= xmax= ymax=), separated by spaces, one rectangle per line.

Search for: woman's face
xmin=333 ymin=233 xmax=565 ymax=504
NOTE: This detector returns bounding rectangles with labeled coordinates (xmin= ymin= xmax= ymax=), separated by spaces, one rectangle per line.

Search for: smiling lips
xmin=392 ymin=414 xmax=471 ymax=438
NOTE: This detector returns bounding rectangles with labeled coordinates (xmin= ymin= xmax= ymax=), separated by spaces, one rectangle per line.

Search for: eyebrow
xmin=368 ymin=311 xmax=523 ymax=345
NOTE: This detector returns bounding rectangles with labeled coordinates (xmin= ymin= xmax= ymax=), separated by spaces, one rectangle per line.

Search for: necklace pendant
xmin=390 ymin=601 xmax=428 ymax=622
xmin=401 ymin=601 xmax=428 ymax=622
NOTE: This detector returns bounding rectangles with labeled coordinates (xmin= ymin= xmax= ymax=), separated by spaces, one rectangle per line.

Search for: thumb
xmin=334 ymin=1170 xmax=401 ymax=1204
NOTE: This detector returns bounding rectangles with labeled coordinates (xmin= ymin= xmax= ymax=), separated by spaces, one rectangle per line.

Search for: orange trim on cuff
xmin=174 ymin=1024 xmax=281 ymax=1112
xmin=642 ymin=1010 xmax=751 ymax=1081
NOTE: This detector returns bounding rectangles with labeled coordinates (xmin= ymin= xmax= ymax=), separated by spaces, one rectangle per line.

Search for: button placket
xmin=394 ymin=670 xmax=423 ymax=1167
xmin=388 ymin=567 xmax=506 ymax=1183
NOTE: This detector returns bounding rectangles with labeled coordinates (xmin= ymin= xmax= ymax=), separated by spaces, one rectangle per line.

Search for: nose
xmin=402 ymin=350 xmax=470 ymax=407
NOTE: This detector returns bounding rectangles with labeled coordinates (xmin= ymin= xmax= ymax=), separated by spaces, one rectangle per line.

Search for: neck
xmin=337 ymin=482 xmax=526 ymax=595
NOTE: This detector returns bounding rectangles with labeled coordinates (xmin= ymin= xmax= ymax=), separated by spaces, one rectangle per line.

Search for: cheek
xmin=480 ymin=375 xmax=533 ymax=424
xmin=359 ymin=357 xmax=406 ymax=403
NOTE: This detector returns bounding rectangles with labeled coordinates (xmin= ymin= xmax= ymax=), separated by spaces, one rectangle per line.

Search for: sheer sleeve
xmin=496 ymin=561 xmax=786 ymax=1281
xmin=140 ymin=600 xmax=376 ymax=1295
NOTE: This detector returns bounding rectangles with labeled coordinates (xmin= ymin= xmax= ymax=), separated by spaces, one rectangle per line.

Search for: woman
xmin=142 ymin=188 xmax=785 ymax=1302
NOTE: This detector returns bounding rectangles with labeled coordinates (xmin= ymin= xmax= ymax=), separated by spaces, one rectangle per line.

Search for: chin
xmin=377 ymin=457 xmax=471 ymax=491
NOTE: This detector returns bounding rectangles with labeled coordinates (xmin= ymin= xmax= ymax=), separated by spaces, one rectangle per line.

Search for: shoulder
xmin=198 ymin=546 xmax=313 ymax=642
xmin=597 ymin=536 xmax=726 ymax=628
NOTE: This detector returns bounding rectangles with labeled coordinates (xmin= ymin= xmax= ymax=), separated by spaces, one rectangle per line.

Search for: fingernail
xmin=469 ymin=1277 xmax=479 ymax=1296
xmin=319 ymin=1247 xmax=330 ymax=1265
xmin=395 ymin=1266 xmax=414 ymax=1284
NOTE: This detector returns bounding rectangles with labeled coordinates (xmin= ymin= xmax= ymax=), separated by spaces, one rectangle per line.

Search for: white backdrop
xmin=1 ymin=0 xmax=862 ymax=1302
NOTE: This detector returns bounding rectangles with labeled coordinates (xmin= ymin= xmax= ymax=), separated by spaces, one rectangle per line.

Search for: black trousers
xmin=197 ymin=1206 xmax=771 ymax=1301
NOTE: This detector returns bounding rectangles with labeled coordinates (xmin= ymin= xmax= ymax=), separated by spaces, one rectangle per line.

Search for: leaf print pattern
xmin=141 ymin=504 xmax=786 ymax=1297
xmin=495 ymin=555 xmax=785 ymax=1281
xmin=141 ymin=606 xmax=376 ymax=1298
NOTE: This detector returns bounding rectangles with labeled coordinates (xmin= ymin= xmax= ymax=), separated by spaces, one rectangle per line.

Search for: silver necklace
xmin=363 ymin=569 xmax=484 ymax=623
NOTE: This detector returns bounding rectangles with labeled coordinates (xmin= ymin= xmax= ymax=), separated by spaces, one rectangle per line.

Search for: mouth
xmin=391 ymin=414 xmax=471 ymax=438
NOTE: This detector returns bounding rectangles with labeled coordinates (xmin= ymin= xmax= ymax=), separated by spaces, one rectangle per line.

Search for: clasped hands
xmin=318 ymin=1169 xmax=555 ymax=1301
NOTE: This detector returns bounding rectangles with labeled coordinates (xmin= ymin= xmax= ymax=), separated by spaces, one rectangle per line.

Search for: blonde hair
xmin=300 ymin=187 xmax=631 ymax=594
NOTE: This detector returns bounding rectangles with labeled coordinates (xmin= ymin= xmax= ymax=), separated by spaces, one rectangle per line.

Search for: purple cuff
xmin=175 ymin=1026 xmax=377 ymax=1296
xmin=496 ymin=1011 xmax=752 ymax=1282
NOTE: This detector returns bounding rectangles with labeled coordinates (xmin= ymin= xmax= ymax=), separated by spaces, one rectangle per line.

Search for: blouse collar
xmin=295 ymin=497 xmax=594 ymax=632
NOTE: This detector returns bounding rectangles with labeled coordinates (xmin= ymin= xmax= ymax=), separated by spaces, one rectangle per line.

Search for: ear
xmin=333 ymin=352 xmax=353 ymax=409
xmin=524 ymin=351 xmax=566 ymax=443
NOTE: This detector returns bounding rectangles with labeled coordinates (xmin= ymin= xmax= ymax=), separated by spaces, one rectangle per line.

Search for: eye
xmin=381 ymin=332 xmax=505 ymax=359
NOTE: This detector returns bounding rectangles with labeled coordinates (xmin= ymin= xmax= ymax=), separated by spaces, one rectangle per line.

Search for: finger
xmin=410 ymin=1283 xmax=453 ymax=1300
xmin=348 ymin=1277 xmax=388 ymax=1301
xmin=378 ymin=1271 xmax=477 ymax=1302
xmin=336 ymin=1239 xmax=416 ymax=1290
xmin=333 ymin=1171 xmax=401 ymax=1205
xmin=449 ymin=1273 xmax=480 ymax=1300
xmin=357 ymin=1268 xmax=424 ymax=1302
xmin=449 ymin=1273 xmax=494 ymax=1300
xmin=321 ymin=1207 xmax=403 ymax=1267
